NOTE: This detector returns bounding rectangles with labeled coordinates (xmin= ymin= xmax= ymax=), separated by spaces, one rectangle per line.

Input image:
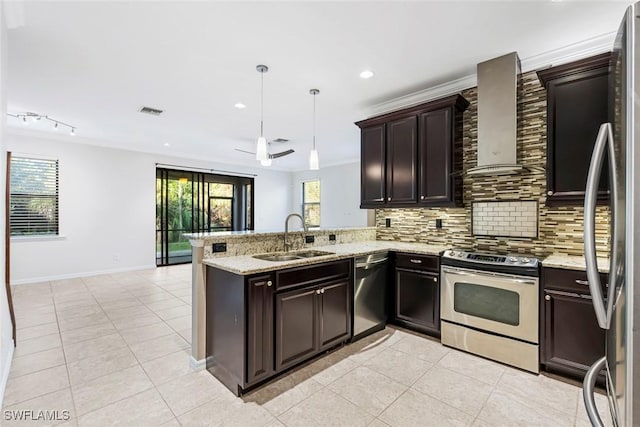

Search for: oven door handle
xmin=441 ymin=266 xmax=537 ymax=285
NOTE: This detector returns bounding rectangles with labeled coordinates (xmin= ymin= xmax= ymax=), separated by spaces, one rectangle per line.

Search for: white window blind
xmin=10 ymin=156 xmax=59 ymax=236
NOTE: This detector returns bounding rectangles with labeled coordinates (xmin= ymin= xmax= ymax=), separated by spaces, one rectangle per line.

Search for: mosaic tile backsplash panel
xmin=375 ymin=71 xmax=611 ymax=258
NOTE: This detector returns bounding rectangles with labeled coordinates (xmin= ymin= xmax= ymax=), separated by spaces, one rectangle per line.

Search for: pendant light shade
xmin=309 ymin=88 xmax=320 ymax=170
xmin=256 ymin=65 xmax=269 ymax=162
xmin=256 ymin=136 xmax=268 ymax=161
xmin=309 ymin=148 xmax=319 ymax=170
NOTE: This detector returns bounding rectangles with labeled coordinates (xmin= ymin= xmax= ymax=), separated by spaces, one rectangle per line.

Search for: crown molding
xmin=364 ymin=31 xmax=617 ymax=118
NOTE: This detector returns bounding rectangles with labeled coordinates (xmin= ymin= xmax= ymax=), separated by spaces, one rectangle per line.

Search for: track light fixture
xmin=8 ymin=112 xmax=77 ymax=136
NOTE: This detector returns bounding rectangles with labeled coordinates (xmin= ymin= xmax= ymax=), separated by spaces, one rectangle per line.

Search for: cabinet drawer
xmin=394 ymin=253 xmax=439 ymax=272
xmin=276 ymin=260 xmax=351 ymax=292
xmin=542 ymin=267 xmax=608 ymax=294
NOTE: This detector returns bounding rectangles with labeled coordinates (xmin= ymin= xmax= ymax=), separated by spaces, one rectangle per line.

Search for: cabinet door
xmin=395 ymin=268 xmax=440 ymax=334
xmin=246 ymin=275 xmax=274 ymax=384
xmin=419 ymin=108 xmax=452 ymax=205
xmin=542 ymin=58 xmax=610 ymax=206
xmin=386 ymin=116 xmax=417 ymax=204
xmin=542 ymin=290 xmax=605 ymax=379
xmin=319 ymin=280 xmax=351 ymax=350
xmin=361 ymin=125 xmax=386 ymax=207
xmin=275 ymin=286 xmax=318 ymax=371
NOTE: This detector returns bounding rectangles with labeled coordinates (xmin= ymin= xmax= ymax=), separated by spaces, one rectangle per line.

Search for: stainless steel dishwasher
xmin=353 ymin=252 xmax=388 ymax=340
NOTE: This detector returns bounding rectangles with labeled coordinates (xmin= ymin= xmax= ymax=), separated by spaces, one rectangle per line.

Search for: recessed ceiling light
xmin=360 ymin=70 xmax=374 ymax=79
xmin=163 ymin=142 xmax=170 ymax=147
xmin=234 ymin=103 xmax=246 ymax=109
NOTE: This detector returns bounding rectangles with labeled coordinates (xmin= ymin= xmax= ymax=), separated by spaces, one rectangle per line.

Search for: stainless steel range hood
xmin=467 ymin=52 xmax=525 ymax=176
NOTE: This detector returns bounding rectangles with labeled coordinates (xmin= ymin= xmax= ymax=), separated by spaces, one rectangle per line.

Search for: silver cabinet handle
xmin=267 ymin=280 xmax=272 ymax=287
xmin=320 ymin=288 xmax=325 ymax=294
xmin=432 ymin=277 xmax=437 ymax=282
xmin=388 ymin=197 xmax=392 ymax=202
xmin=547 ymin=190 xmax=553 ymax=196
xmin=545 ymin=295 xmax=551 ymax=301
xmin=583 ymin=357 xmax=606 ymax=427
xmin=316 ymin=289 xmax=321 ymax=295
xmin=584 ymin=122 xmax=613 ymax=329
xmin=575 ymin=279 xmax=589 ymax=286
xmin=410 ymin=259 xmax=423 ymax=264
xmin=420 ymin=195 xmax=425 ymax=200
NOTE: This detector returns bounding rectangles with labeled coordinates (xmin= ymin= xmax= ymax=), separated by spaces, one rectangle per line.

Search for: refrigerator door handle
xmin=584 ymin=122 xmax=613 ymax=329
xmin=583 ymin=356 xmax=607 ymax=427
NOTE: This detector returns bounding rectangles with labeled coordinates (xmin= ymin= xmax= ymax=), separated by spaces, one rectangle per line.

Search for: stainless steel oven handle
xmin=441 ymin=266 xmax=537 ymax=285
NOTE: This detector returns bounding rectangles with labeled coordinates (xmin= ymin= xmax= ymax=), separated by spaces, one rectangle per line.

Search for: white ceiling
xmin=6 ymin=1 xmax=630 ymax=171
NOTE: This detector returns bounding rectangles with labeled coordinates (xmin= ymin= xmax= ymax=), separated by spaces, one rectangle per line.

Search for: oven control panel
xmin=443 ymin=250 xmax=539 ymax=268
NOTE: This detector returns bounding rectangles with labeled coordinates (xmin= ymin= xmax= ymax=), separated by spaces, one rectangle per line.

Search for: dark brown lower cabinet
xmin=246 ymin=275 xmax=274 ymax=384
xmin=541 ymin=267 xmax=606 ymax=383
xmin=542 ymin=290 xmax=605 ymax=381
xmin=275 ymin=286 xmax=318 ymax=371
xmin=276 ymin=279 xmax=351 ymax=371
xmin=391 ymin=253 xmax=441 ymax=337
xmin=319 ymin=280 xmax=351 ymax=349
xmin=394 ymin=269 xmax=440 ymax=335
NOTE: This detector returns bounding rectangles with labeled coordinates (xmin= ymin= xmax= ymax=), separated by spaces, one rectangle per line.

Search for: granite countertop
xmin=202 ymin=241 xmax=448 ymax=275
xmin=184 ymin=226 xmax=376 ymax=241
xmin=542 ymin=253 xmax=610 ymax=273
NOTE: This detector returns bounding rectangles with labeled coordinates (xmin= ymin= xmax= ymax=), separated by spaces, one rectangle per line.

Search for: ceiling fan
xmin=234 ymin=138 xmax=294 ymax=161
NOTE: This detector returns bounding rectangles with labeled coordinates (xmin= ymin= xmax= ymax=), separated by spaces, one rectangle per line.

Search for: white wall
xmin=0 ymin=0 xmax=14 ymax=408
xmin=291 ymin=162 xmax=368 ymax=228
xmin=7 ymin=133 xmax=292 ymax=284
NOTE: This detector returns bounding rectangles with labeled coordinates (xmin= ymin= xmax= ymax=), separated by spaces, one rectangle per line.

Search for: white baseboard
xmin=10 ymin=264 xmax=158 ymax=285
xmin=0 ymin=340 xmax=15 ymax=410
xmin=189 ymin=356 xmax=206 ymax=372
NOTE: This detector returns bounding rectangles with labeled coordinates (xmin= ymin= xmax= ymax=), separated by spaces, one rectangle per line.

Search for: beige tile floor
xmin=3 ymin=265 xmax=613 ymax=426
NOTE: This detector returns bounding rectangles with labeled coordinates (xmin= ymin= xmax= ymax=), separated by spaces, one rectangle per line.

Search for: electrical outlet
xmin=305 ymin=235 xmax=315 ymax=244
xmin=385 ymin=218 xmax=391 ymax=228
xmin=329 ymin=234 xmax=336 ymax=241
xmin=212 ymin=243 xmax=227 ymax=253
xmin=436 ymin=219 xmax=443 ymax=229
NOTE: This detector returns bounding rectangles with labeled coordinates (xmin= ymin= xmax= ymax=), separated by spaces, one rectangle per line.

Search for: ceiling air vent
xmin=272 ymin=138 xmax=289 ymax=143
xmin=138 ymin=106 xmax=164 ymax=116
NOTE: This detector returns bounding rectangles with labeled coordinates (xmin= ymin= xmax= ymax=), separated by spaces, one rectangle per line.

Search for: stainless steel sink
xmin=252 ymin=250 xmax=335 ymax=262
xmin=294 ymin=250 xmax=335 ymax=258
xmin=252 ymin=253 xmax=302 ymax=262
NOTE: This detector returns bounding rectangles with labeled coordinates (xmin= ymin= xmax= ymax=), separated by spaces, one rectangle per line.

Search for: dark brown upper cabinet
xmin=360 ymin=124 xmax=386 ymax=207
xmin=537 ymin=53 xmax=611 ymax=206
xmin=386 ymin=116 xmax=418 ymax=204
xmin=356 ymin=94 xmax=468 ymax=209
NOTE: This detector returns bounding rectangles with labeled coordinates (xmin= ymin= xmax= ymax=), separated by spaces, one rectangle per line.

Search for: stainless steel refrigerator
xmin=583 ymin=3 xmax=640 ymax=427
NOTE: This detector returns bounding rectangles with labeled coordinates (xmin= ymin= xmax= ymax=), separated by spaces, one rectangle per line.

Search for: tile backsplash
xmin=472 ymin=201 xmax=538 ymax=238
xmin=375 ymin=71 xmax=611 ymax=258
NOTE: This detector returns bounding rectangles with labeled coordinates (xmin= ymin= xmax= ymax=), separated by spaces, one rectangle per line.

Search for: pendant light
xmin=309 ymin=88 xmax=320 ymax=170
xmin=255 ymin=65 xmax=269 ymax=162
xmin=260 ymin=142 xmax=272 ymax=166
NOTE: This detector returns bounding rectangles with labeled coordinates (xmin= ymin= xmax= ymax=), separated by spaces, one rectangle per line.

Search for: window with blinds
xmin=10 ymin=156 xmax=59 ymax=236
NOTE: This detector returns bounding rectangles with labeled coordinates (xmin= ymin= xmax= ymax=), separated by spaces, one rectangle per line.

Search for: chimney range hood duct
xmin=467 ymin=52 xmax=525 ymax=176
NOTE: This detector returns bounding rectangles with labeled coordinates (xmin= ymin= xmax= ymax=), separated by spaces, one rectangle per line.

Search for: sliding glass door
xmin=156 ymin=168 xmax=254 ymax=266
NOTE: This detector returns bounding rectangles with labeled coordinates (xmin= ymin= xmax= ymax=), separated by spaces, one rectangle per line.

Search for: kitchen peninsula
xmin=185 ymin=226 xmax=447 ymax=394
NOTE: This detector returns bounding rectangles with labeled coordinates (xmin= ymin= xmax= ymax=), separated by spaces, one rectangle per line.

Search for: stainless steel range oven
xmin=440 ymin=250 xmax=540 ymax=373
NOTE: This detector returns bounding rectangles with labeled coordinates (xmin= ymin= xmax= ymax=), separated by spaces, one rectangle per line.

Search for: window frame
xmin=301 ymin=179 xmax=321 ymax=228
xmin=9 ymin=154 xmax=60 ymax=238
